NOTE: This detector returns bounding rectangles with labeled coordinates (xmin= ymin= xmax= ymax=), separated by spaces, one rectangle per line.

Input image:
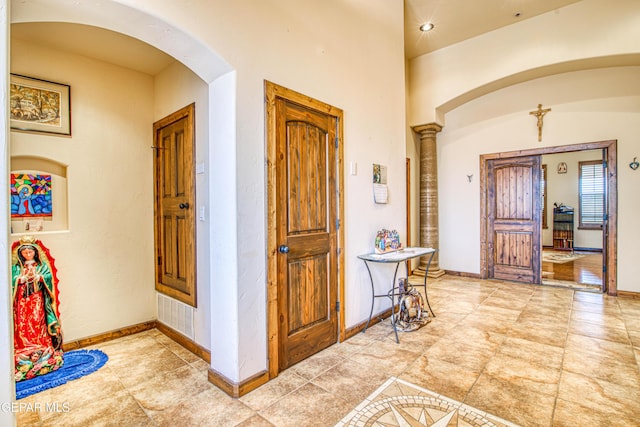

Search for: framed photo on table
xmin=10 ymin=74 xmax=71 ymax=136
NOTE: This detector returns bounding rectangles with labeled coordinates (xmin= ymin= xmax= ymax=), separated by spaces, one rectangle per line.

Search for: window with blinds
xmin=579 ymin=160 xmax=604 ymax=229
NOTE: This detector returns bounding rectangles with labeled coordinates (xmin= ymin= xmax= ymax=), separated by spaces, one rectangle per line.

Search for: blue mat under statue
xmin=16 ymin=349 xmax=108 ymax=399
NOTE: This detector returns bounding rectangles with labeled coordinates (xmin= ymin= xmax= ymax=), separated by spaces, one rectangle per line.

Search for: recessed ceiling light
xmin=419 ymin=22 xmax=434 ymax=32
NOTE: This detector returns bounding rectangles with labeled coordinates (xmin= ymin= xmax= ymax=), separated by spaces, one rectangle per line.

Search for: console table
xmin=357 ymin=247 xmax=437 ymax=343
xmin=358 ymin=247 xmax=438 ymax=343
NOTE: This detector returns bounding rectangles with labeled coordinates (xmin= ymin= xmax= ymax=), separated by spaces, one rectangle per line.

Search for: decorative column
xmin=412 ymin=123 xmax=445 ymax=278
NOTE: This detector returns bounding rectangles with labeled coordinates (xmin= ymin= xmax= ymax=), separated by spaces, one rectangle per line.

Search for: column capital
xmin=412 ymin=122 xmax=443 ymax=137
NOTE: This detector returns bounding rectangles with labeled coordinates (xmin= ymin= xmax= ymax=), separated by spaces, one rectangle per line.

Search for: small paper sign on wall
xmin=373 ymin=163 xmax=388 ymax=204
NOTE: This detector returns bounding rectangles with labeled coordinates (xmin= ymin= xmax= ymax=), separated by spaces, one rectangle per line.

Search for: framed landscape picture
xmin=10 ymin=74 xmax=71 ymax=136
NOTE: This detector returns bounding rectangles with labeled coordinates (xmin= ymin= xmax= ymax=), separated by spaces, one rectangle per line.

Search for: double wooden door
xmin=275 ymin=98 xmax=338 ymax=370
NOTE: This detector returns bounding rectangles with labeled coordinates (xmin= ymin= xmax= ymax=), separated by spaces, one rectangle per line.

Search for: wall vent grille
xmin=157 ymin=293 xmax=194 ymax=340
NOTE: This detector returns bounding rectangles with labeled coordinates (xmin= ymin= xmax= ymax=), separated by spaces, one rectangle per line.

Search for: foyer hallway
xmin=16 ymin=276 xmax=640 ymax=426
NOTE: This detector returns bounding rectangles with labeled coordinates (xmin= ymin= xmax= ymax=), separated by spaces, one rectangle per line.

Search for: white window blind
xmin=579 ymin=160 xmax=604 ymax=228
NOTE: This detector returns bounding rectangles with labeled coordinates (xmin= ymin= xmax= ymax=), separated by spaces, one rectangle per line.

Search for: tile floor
xmin=15 ymin=276 xmax=640 ymax=426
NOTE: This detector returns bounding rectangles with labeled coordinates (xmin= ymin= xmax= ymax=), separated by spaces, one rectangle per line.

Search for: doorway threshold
xmin=541 ymin=278 xmax=602 ymax=293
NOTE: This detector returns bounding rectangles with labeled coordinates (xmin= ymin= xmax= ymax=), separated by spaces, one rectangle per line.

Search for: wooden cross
xmin=529 ymin=104 xmax=551 ymax=142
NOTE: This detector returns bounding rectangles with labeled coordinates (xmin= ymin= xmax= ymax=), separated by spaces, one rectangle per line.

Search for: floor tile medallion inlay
xmin=336 ymin=377 xmax=520 ymax=427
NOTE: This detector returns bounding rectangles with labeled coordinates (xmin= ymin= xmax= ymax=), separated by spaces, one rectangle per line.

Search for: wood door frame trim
xmin=264 ymin=81 xmax=345 ymax=379
xmin=480 ymin=140 xmax=617 ymax=295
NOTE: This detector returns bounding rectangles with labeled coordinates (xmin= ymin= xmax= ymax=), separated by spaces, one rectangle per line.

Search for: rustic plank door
xmin=153 ymin=104 xmax=196 ymax=307
xmin=487 ymin=156 xmax=541 ymax=283
xmin=276 ymin=98 xmax=338 ymax=370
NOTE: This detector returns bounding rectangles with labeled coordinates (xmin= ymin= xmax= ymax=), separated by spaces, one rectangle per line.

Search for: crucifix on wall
xmin=529 ymin=104 xmax=551 ymax=142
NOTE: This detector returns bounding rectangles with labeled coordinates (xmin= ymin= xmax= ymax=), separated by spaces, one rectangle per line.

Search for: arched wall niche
xmin=10 ymin=155 xmax=69 ymax=233
xmin=12 ymin=155 xmax=67 ymax=177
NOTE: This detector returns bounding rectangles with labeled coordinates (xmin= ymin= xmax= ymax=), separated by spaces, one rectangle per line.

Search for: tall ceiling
xmin=11 ymin=1 xmax=584 ymax=74
xmin=404 ymin=0 xmax=583 ymax=59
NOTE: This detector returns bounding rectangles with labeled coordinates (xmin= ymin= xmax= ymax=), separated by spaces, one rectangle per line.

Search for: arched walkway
xmin=1 ymin=2 xmax=238 ymax=423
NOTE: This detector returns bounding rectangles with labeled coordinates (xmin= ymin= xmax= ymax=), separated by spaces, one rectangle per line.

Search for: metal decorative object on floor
xmin=396 ymin=285 xmax=431 ymax=332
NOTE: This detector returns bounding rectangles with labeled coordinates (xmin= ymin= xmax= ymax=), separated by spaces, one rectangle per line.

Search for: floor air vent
xmin=157 ymin=293 xmax=195 ymax=340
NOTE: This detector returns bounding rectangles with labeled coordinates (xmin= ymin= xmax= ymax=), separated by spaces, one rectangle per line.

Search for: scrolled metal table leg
xmin=422 ymin=251 xmax=436 ymax=317
xmin=363 ymin=261 xmax=375 ymax=333
xmin=390 ymin=262 xmax=400 ymax=343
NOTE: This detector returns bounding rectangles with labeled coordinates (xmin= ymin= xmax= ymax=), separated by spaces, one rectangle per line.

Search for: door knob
xmin=179 ymin=203 xmax=189 ymax=209
xmin=278 ymin=245 xmax=290 ymax=254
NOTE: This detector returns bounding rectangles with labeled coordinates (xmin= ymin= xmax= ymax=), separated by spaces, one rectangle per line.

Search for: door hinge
xmin=335 ymin=301 xmax=340 ymax=312
xmin=335 ymin=137 xmax=339 ymax=148
xmin=336 ymin=219 xmax=340 ymax=230
xmin=603 ymin=265 xmax=607 ymax=273
xmin=602 ymin=160 xmax=607 ymax=169
xmin=603 ymin=213 xmax=608 ymax=221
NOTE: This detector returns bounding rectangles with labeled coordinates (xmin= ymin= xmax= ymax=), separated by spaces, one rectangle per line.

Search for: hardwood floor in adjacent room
xmin=542 ymin=249 xmax=602 ymax=292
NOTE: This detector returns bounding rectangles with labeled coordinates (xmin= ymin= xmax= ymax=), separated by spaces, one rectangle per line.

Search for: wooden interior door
xmin=487 ymin=156 xmax=541 ymax=283
xmin=153 ymin=104 xmax=196 ymax=307
xmin=276 ymin=98 xmax=338 ymax=370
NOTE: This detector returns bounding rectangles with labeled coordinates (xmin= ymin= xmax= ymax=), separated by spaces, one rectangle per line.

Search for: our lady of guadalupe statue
xmin=11 ymin=236 xmax=64 ymax=381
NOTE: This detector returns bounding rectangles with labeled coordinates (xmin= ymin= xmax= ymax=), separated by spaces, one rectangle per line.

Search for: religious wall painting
xmin=11 ymin=236 xmax=64 ymax=382
xmin=11 ymin=174 xmax=53 ymax=218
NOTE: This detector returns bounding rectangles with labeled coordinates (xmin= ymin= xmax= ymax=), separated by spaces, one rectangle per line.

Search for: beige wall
xmin=10 ymin=38 xmax=157 ymax=340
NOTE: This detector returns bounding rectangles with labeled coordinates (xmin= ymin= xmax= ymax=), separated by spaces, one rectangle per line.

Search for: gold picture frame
xmin=557 ymin=162 xmax=567 ymax=174
xmin=10 ymin=74 xmax=71 ymax=136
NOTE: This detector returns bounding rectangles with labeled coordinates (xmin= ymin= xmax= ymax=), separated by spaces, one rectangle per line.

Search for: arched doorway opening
xmin=2 ymin=2 xmax=237 ymax=421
